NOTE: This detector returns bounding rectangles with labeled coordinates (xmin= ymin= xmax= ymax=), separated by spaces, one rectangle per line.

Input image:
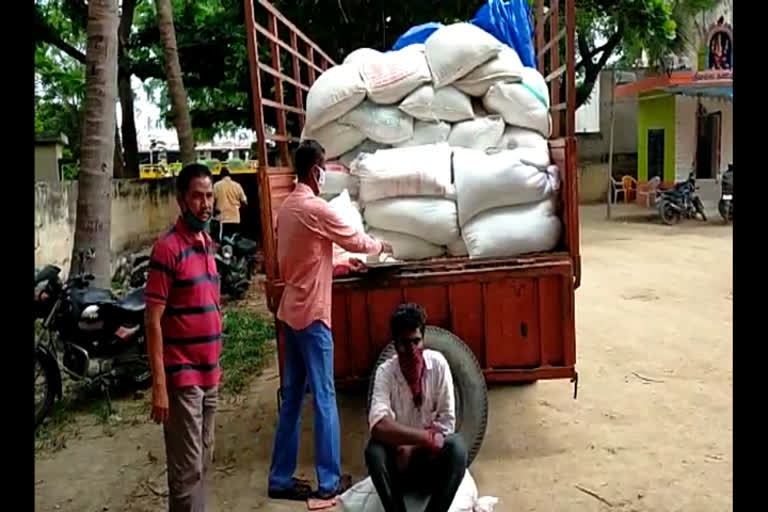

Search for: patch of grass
xmin=220 ymin=310 xmax=275 ymax=394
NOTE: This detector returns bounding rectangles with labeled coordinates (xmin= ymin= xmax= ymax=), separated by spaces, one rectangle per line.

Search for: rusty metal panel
xmin=366 ymin=288 xmax=404 ymax=358
xmin=484 ymin=279 xmax=542 ymax=369
xmin=331 ymin=290 xmax=352 ymax=379
xmin=403 ymin=286 xmax=450 ymax=329
xmin=538 ymin=275 xmax=565 ymax=366
xmin=346 ymin=289 xmax=372 ymax=378
xmin=448 ymin=282 xmax=486 ymax=368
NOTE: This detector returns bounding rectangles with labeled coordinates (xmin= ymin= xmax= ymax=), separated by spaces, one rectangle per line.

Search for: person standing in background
xmin=213 ymin=167 xmax=248 ymax=239
xmin=145 ymin=163 xmax=222 ymax=512
xmin=267 ymin=140 xmax=392 ymax=501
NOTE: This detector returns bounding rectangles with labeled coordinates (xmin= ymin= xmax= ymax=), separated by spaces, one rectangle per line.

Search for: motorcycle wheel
xmin=718 ymin=200 xmax=733 ymax=223
xmin=35 ymin=351 xmax=57 ymax=427
xmin=659 ymin=202 xmax=681 ymax=225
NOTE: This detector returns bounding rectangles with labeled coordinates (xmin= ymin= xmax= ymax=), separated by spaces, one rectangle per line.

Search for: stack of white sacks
xmin=304 ymin=23 xmax=561 ymax=261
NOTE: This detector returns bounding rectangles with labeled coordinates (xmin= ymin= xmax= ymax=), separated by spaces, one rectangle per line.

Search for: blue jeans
xmin=268 ymin=321 xmax=341 ymax=494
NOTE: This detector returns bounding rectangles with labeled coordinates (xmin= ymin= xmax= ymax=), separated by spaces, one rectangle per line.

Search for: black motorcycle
xmin=657 ymin=172 xmax=708 ymax=225
xmin=718 ymin=164 xmax=733 ymax=223
xmin=34 ymin=256 xmax=150 ymax=427
xmin=214 ymin=229 xmax=258 ymax=300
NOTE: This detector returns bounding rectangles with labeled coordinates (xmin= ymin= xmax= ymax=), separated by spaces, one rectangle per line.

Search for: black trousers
xmin=365 ymin=434 xmax=468 ymax=512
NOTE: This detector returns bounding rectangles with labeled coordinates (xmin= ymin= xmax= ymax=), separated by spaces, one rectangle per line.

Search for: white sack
xmin=367 ymin=229 xmax=444 ymax=260
xmin=454 ymin=48 xmax=525 ymax=97
xmin=339 ymin=101 xmax=414 ymax=144
xmin=462 ymin=199 xmax=561 ymax=259
xmin=303 ymin=121 xmax=367 ymax=159
xmin=360 ymin=44 xmax=432 ymax=104
xmin=352 ymin=143 xmax=454 ymax=203
xmin=328 ymin=190 xmax=369 ymax=263
xmin=399 ymin=85 xmax=474 ymax=122
xmin=304 ymin=64 xmax=367 ymax=132
xmin=339 ymin=140 xmax=391 ymax=167
xmin=338 ymin=470 xmax=486 ymax=512
xmin=454 ymin=147 xmax=560 ymax=226
xmin=343 ymin=48 xmax=383 ymax=66
xmin=321 ymin=170 xmax=360 ymax=199
xmin=497 ymin=126 xmax=550 ymax=153
xmin=425 ymin=23 xmax=503 ymax=88
xmin=447 ymin=237 xmax=469 ymax=257
xmin=448 ymin=115 xmax=505 ymax=151
xmin=483 ymin=67 xmax=551 ymax=137
xmin=395 ymin=121 xmax=451 ymax=148
xmin=364 ymin=197 xmax=459 ymax=246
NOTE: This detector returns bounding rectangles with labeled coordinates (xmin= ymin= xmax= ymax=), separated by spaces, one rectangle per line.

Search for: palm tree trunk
xmin=155 ymin=0 xmax=196 ymax=164
xmin=118 ymin=0 xmax=140 ymax=178
xmin=71 ymin=0 xmax=119 ymax=287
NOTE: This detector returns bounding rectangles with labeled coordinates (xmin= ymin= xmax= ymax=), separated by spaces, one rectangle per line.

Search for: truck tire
xmin=366 ymin=326 xmax=489 ymax=465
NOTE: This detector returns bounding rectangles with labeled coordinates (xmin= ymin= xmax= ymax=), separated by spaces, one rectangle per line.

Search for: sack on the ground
xmin=454 ymin=147 xmax=559 ymax=226
xmin=344 ymin=47 xmax=383 ymax=66
xmin=359 ymin=44 xmax=432 ymax=104
xmin=367 ymin=229 xmax=445 ymax=260
xmin=454 ymin=48 xmax=525 ymax=97
xmin=338 ymin=470 xmax=491 ymax=512
xmin=462 ymin=198 xmax=561 ymax=259
xmin=447 ymin=237 xmax=469 ymax=257
xmin=497 ymin=126 xmax=550 ymax=154
xmin=395 ymin=120 xmax=451 ymax=148
xmin=303 ymin=121 xmax=367 ymax=159
xmin=339 ymin=140 xmax=391 ymax=167
xmin=364 ymin=197 xmax=460 ymax=246
xmin=352 ymin=143 xmax=454 ymax=203
xmin=304 ymin=64 xmax=367 ymax=132
xmin=483 ymin=67 xmax=551 ymax=136
xmin=339 ymin=101 xmax=414 ymax=144
xmin=448 ymin=115 xmax=505 ymax=151
xmin=399 ymin=85 xmax=475 ymax=122
xmin=425 ymin=23 xmax=504 ymax=88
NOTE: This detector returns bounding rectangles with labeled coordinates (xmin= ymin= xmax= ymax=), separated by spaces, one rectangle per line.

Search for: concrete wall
xmin=34 ymin=145 xmax=61 ymax=183
xmin=675 ymin=95 xmax=733 ymax=183
xmin=637 ymin=93 xmax=677 ymax=182
xmin=577 ymin=70 xmax=640 ymax=161
xmin=35 ymin=179 xmax=179 ymax=274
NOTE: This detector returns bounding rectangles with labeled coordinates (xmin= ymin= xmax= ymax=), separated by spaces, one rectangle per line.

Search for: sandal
xmin=312 ymin=474 xmax=352 ymax=500
xmin=268 ymin=477 xmax=313 ymax=501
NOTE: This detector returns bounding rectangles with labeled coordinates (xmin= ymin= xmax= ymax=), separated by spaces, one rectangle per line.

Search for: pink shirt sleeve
xmin=316 ymin=201 xmax=382 ymax=255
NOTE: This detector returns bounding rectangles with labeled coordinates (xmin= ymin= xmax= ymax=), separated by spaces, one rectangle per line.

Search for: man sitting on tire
xmin=366 ymin=303 xmax=468 ymax=512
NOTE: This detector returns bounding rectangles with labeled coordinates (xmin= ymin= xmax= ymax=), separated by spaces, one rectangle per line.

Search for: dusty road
xmin=35 ymin=206 xmax=733 ymax=511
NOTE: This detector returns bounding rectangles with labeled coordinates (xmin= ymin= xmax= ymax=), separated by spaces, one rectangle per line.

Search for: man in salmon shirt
xmin=268 ymin=140 xmax=392 ymax=501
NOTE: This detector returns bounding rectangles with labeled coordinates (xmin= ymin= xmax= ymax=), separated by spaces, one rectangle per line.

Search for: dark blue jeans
xmin=268 ymin=321 xmax=341 ymax=494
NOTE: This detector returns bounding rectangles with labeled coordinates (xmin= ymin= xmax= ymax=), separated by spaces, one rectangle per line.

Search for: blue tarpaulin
xmin=391 ymin=22 xmax=444 ymax=51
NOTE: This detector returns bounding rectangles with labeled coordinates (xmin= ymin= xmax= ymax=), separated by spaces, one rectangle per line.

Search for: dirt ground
xmin=34 ymin=205 xmax=732 ymax=512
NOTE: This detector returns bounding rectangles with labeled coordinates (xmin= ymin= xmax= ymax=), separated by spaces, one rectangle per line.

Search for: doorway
xmin=696 ymin=112 xmax=722 ymax=180
xmin=647 ymin=129 xmax=665 ymax=181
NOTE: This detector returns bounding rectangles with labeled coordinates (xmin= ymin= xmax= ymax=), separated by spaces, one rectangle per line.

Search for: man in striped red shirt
xmin=145 ymin=163 xmax=221 ymax=512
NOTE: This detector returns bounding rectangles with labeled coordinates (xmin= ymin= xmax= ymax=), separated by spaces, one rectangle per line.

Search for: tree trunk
xmin=71 ymin=0 xmax=119 ymax=287
xmin=118 ymin=0 xmax=140 ymax=178
xmin=156 ymin=0 xmax=196 ymax=164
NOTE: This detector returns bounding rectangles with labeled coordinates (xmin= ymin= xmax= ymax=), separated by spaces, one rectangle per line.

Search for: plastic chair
xmin=609 ymin=177 xmax=625 ymax=204
xmin=637 ymin=176 xmax=661 ymax=208
xmin=621 ymin=175 xmax=638 ymax=203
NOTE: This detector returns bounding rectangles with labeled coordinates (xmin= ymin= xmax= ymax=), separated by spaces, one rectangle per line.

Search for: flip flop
xmin=312 ymin=474 xmax=352 ymax=500
xmin=268 ymin=478 xmax=314 ymax=501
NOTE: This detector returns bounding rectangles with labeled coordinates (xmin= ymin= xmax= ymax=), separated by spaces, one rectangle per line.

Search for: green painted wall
xmin=637 ymin=92 xmax=676 ymax=182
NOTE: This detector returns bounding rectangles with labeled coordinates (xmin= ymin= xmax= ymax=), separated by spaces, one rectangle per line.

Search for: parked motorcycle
xmin=718 ymin=164 xmax=733 ymax=223
xmin=657 ymin=172 xmax=708 ymax=225
xmin=34 ymin=252 xmax=150 ymax=427
xmin=213 ymin=224 xmax=258 ymax=300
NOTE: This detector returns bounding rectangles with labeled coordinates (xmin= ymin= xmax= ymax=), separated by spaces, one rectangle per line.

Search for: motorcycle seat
xmin=116 ymin=287 xmax=146 ymax=313
xmin=235 ymin=238 xmax=258 ymax=254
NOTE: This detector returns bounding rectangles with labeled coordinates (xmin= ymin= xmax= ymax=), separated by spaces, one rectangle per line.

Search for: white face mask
xmin=315 ymin=165 xmax=326 ymax=188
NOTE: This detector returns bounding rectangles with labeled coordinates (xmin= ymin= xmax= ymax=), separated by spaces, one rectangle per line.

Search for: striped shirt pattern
xmin=146 ymin=217 xmax=222 ymax=388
